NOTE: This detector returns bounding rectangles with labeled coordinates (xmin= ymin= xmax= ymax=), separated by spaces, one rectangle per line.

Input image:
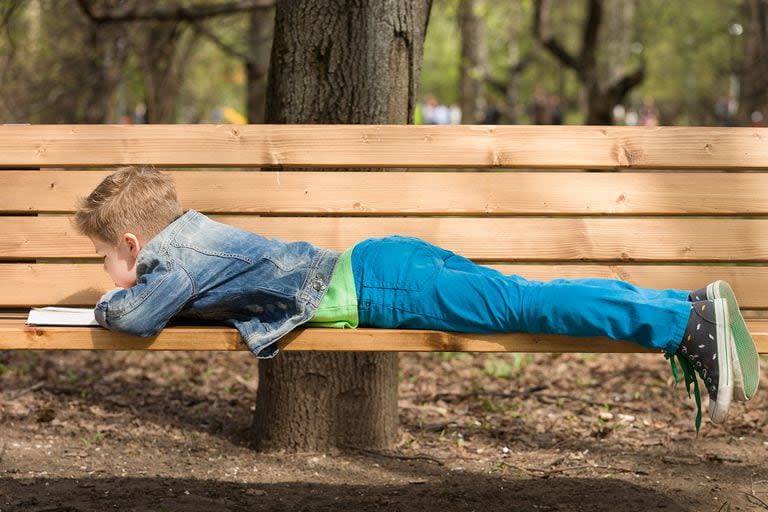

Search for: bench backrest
xmin=2 ymin=124 xmax=768 ymax=348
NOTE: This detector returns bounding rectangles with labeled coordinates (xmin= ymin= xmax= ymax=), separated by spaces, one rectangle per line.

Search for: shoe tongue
xmin=689 ymin=287 xmax=708 ymax=302
xmin=693 ymin=301 xmax=717 ymax=323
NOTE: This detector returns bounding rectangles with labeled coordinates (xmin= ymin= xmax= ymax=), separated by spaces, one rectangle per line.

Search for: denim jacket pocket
xmin=263 ymin=253 xmax=311 ymax=273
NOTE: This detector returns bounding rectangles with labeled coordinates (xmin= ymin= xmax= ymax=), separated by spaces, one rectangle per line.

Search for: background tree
xmin=603 ymin=0 xmax=635 ymax=86
xmin=245 ymin=9 xmax=273 ymax=122
xmin=740 ymin=0 xmax=767 ymax=124
xmin=458 ymin=0 xmax=487 ymax=123
xmin=0 ymin=1 xmax=128 ymax=122
xmin=76 ymin=0 xmax=272 ymax=123
xmin=133 ymin=20 xmax=199 ymax=123
xmin=252 ymin=0 xmax=432 ymax=452
xmin=484 ymin=1 xmax=529 ymax=124
xmin=0 ymin=0 xmax=270 ymax=124
xmin=533 ymin=0 xmax=645 ymax=124
xmin=1 ymin=1 xmax=759 ymax=126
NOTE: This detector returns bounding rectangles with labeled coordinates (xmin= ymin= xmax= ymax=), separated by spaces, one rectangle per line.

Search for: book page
xmin=27 ymin=307 xmax=99 ymax=326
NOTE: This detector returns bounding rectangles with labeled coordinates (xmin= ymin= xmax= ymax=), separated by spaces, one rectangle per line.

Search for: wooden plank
xmin=0 ymin=264 xmax=114 ymax=306
xmin=2 ymin=317 xmax=768 ymax=352
xmin=0 ymin=125 xmax=766 ymax=169
xmin=5 ymin=170 xmax=768 ymax=215
xmin=4 ymin=215 xmax=768 ymax=262
xmin=5 ymin=263 xmax=768 ymax=309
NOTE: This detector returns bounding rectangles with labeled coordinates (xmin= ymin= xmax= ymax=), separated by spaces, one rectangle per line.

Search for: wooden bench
xmin=1 ymin=124 xmax=767 ymax=355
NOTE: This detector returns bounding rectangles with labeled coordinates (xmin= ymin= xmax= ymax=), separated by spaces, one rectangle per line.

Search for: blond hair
xmin=73 ymin=166 xmax=183 ymax=245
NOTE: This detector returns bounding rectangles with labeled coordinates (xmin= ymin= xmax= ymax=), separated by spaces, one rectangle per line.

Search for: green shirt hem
xmin=305 ymin=245 xmax=358 ymax=328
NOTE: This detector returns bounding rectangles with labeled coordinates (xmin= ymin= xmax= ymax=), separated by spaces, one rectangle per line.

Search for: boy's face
xmin=91 ymin=234 xmax=142 ymax=289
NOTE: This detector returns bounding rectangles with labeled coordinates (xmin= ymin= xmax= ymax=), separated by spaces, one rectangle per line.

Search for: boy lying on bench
xmin=73 ymin=166 xmax=760 ymax=431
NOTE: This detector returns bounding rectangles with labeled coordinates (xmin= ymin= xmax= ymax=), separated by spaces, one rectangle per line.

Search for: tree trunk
xmin=83 ymin=24 xmax=128 ymax=123
xmin=253 ymin=353 xmax=399 ymax=451
xmin=245 ymin=7 xmax=273 ymax=123
xmin=252 ymin=0 xmax=432 ymax=452
xmin=458 ymin=0 xmax=487 ymax=123
xmin=135 ymin=21 xmax=199 ymax=123
xmin=585 ymin=84 xmax=612 ymax=125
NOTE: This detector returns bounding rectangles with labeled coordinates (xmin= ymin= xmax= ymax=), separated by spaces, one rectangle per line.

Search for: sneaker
xmin=689 ymin=280 xmax=759 ymax=401
xmin=667 ymin=299 xmax=734 ymax=429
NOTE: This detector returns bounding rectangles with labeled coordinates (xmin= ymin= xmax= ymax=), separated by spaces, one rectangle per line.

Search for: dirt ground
xmin=0 ymin=349 xmax=766 ymax=512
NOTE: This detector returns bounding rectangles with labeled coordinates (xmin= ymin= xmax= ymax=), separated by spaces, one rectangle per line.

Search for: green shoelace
xmin=665 ymin=351 xmax=702 ymax=434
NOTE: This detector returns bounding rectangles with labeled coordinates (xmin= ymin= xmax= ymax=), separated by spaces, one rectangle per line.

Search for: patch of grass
xmin=480 ymin=397 xmax=499 ymax=412
xmin=0 ymin=362 xmax=31 ymax=376
xmin=483 ymin=354 xmax=533 ymax=379
xmin=80 ymin=431 xmax=106 ymax=448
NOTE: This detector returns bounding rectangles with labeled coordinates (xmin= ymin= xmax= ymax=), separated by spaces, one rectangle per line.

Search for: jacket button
xmin=313 ymin=280 xmax=323 ymax=291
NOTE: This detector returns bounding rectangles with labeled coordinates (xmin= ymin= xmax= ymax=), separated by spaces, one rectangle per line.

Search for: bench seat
xmin=2 ymin=313 xmax=768 ymax=352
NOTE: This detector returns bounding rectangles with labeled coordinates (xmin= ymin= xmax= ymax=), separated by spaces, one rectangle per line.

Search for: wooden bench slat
xmin=5 ymin=170 xmax=768 ymax=215
xmin=4 ymin=216 xmax=768 ymax=262
xmin=0 ymin=125 xmax=766 ymax=169
xmin=3 ymin=317 xmax=768 ymax=353
xmin=5 ymin=263 xmax=768 ymax=309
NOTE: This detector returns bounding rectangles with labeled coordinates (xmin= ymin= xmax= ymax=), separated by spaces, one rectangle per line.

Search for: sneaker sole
xmin=708 ymin=280 xmax=760 ymax=401
xmin=710 ymin=298 xmax=733 ymax=424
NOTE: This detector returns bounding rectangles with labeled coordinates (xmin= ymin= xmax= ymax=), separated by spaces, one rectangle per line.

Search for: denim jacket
xmin=94 ymin=209 xmax=339 ymax=358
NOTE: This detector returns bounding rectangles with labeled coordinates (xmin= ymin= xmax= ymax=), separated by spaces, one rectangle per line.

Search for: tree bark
xmin=458 ymin=0 xmax=487 ymax=123
xmin=252 ymin=0 xmax=432 ymax=452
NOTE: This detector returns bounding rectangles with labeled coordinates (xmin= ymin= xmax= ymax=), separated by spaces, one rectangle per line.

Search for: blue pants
xmin=351 ymin=236 xmax=692 ymax=352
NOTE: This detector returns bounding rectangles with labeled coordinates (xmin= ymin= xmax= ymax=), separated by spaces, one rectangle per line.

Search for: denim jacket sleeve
xmin=94 ymin=254 xmax=194 ymax=337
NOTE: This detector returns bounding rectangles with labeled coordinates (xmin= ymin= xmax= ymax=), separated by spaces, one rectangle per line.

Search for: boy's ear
xmin=122 ymin=233 xmax=143 ymax=258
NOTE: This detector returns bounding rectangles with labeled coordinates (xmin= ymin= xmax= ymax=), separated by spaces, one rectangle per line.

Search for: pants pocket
xmin=361 ymin=236 xmax=442 ymax=292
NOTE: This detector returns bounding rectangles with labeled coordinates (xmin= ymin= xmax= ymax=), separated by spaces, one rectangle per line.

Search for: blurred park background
xmin=0 ymin=0 xmax=765 ymax=127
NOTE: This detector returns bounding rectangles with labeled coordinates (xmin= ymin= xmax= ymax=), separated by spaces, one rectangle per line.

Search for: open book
xmin=27 ymin=307 xmax=99 ymax=326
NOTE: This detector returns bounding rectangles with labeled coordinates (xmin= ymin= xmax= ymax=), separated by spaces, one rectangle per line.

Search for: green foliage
xmin=0 ymin=0 xmax=250 ymax=123
xmin=421 ymin=0 xmax=461 ymax=104
xmin=176 ymin=15 xmax=249 ymax=122
xmin=421 ymin=0 xmax=750 ymax=125
xmin=0 ymin=0 xmax=756 ymax=125
xmin=633 ymin=0 xmax=744 ymax=124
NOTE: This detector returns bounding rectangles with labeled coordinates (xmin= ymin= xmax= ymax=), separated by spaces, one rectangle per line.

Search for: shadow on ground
xmin=0 ymin=474 xmax=698 ymax=512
